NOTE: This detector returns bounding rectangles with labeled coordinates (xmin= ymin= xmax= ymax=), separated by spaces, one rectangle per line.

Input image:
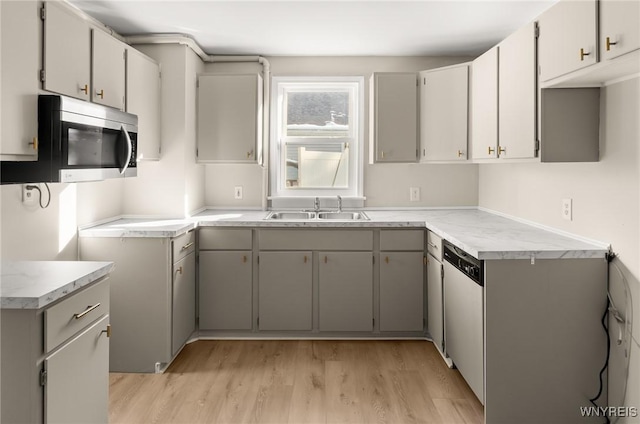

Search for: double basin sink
xmin=265 ymin=211 xmax=370 ymax=221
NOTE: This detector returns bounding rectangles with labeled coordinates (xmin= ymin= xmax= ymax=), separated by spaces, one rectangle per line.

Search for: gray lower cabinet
xmin=199 ymin=251 xmax=253 ymax=330
xmin=379 ymin=252 xmax=424 ymax=331
xmin=319 ymin=252 xmax=373 ymax=331
xmin=80 ymin=231 xmax=196 ymax=372
xmin=1 ymin=278 xmax=110 ymax=423
xmin=258 ymin=251 xmax=313 ymax=331
xmin=172 ymin=252 xmax=196 ymax=354
xmin=426 ymin=252 xmax=444 ymax=352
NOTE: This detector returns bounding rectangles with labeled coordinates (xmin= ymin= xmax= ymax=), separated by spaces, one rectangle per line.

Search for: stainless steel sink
xmin=265 ymin=211 xmax=317 ymax=220
xmin=317 ymin=211 xmax=369 ymax=220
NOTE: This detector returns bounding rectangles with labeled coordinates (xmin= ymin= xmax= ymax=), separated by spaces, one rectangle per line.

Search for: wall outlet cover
xmin=410 ymin=187 xmax=420 ymax=202
xmin=22 ymin=185 xmax=36 ymax=205
xmin=562 ymin=198 xmax=572 ymax=221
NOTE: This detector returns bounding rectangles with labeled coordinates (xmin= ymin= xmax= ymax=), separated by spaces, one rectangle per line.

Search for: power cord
xmin=25 ymin=183 xmax=51 ymax=209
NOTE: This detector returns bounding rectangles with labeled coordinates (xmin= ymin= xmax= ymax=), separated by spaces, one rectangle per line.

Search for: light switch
xmin=234 ymin=186 xmax=243 ymax=200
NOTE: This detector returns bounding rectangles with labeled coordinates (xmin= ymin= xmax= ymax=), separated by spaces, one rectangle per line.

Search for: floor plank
xmin=109 ymin=340 xmax=483 ymax=424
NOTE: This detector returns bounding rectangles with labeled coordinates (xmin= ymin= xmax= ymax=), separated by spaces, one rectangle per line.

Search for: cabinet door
xmin=172 ymin=253 xmax=195 ymax=355
xmin=45 ymin=315 xmax=110 ymax=424
xmin=371 ymin=73 xmax=418 ymax=163
xmin=199 ymin=251 xmax=253 ymax=330
xmin=319 ymin=252 xmax=373 ymax=331
xmin=197 ymin=74 xmax=262 ymax=163
xmin=258 ymin=251 xmax=313 ymax=331
xmin=498 ymin=22 xmax=537 ymax=159
xmin=92 ymin=29 xmax=126 ymax=110
xmin=538 ymin=0 xmax=598 ymax=82
xmin=1 ymin=1 xmax=39 ymax=159
xmin=426 ymin=254 xmax=444 ymax=352
xmin=43 ymin=1 xmax=91 ymax=100
xmin=420 ymin=65 xmax=468 ymax=161
xmin=126 ymin=48 xmax=161 ymax=160
xmin=470 ymin=47 xmax=498 ymax=160
xmin=600 ymin=0 xmax=640 ymax=61
xmin=380 ymin=252 xmax=424 ymax=331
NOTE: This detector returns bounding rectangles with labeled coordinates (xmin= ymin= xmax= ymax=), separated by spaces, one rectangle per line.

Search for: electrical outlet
xmin=409 ymin=187 xmax=420 ymax=202
xmin=234 ymin=186 xmax=243 ymax=200
xmin=23 ymin=184 xmax=37 ymax=205
xmin=562 ymin=198 xmax=572 ymax=221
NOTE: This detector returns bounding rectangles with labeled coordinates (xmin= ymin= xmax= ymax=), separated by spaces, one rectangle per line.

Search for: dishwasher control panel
xmin=443 ymin=240 xmax=484 ymax=286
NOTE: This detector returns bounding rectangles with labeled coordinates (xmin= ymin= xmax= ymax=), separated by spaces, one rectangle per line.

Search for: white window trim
xmin=269 ymin=76 xmax=365 ymax=200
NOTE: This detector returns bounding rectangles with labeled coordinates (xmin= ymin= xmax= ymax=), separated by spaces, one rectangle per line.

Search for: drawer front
xmin=45 ymin=278 xmax=110 ymax=352
xmin=199 ymin=228 xmax=252 ymax=250
xmin=259 ymin=229 xmax=373 ymax=251
xmin=426 ymin=231 xmax=443 ymax=259
xmin=173 ymin=230 xmax=196 ymax=262
xmin=380 ymin=230 xmax=425 ymax=251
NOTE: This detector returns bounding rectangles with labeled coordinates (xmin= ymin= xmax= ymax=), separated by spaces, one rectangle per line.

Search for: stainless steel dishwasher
xmin=443 ymin=240 xmax=485 ymax=404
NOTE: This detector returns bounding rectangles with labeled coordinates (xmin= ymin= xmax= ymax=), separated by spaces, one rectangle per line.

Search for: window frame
xmin=269 ymin=76 xmax=364 ymax=199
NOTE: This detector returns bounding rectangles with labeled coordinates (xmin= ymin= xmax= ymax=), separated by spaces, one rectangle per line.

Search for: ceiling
xmin=69 ymin=0 xmax=557 ymax=57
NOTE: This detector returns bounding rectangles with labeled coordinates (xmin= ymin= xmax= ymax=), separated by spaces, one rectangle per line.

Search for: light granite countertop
xmin=77 ymin=208 xmax=610 ymax=260
xmin=1 ymin=261 xmax=114 ymax=309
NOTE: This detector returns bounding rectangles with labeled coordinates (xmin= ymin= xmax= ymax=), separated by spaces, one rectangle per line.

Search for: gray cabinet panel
xmin=426 ymin=253 xmax=444 ymax=352
xmin=258 ymin=252 xmax=313 ymax=331
xmin=199 ymin=228 xmax=253 ymax=250
xmin=199 ymin=251 xmax=253 ymax=330
xmin=172 ymin=253 xmax=196 ymax=354
xmin=319 ymin=252 xmax=373 ymax=331
xmin=379 ymin=230 xmax=424 ymax=251
xmin=259 ymin=229 xmax=373 ymax=251
xmin=45 ymin=315 xmax=110 ymax=424
xmin=379 ymin=252 xmax=424 ymax=331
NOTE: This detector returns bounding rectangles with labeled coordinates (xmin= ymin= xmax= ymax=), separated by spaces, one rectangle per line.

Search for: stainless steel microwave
xmin=1 ymin=95 xmax=138 ymax=184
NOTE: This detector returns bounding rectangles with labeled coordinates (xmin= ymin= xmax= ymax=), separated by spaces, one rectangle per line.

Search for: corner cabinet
xmin=370 ymin=72 xmax=419 ymax=163
xmin=1 ymin=278 xmax=111 ymax=424
xmin=126 ymin=47 xmax=162 ymax=160
xmin=0 ymin=0 xmax=39 ymax=160
xmin=80 ymin=231 xmax=196 ymax=372
xmin=197 ymin=73 xmax=263 ymax=163
xmin=471 ymin=22 xmax=537 ymax=161
xmin=419 ymin=64 xmax=469 ymax=162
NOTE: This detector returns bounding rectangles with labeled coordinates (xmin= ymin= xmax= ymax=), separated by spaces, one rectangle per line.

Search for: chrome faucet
xmin=314 ymin=197 xmax=320 ymax=212
xmin=337 ymin=195 xmax=342 ymax=212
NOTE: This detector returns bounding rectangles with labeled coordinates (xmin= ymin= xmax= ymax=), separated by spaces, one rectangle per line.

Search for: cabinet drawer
xmin=172 ymin=230 xmax=196 ymax=262
xmin=45 ymin=278 xmax=110 ymax=352
xmin=380 ymin=230 xmax=424 ymax=251
xmin=199 ymin=228 xmax=252 ymax=250
xmin=426 ymin=231 xmax=443 ymax=259
xmin=259 ymin=229 xmax=373 ymax=251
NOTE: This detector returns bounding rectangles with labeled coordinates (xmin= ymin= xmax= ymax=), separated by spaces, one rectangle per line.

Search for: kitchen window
xmin=270 ymin=77 xmax=364 ymax=199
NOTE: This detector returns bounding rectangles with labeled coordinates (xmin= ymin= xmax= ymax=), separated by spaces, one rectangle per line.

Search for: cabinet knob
xmin=80 ymin=84 xmax=89 ymax=94
xmin=324 ymin=256 xmax=328 ymax=264
xmin=304 ymin=255 xmax=308 ymax=264
xmin=243 ymin=255 xmax=247 ymax=263
xmin=96 ymin=89 xmax=105 ymax=99
xmin=101 ymin=325 xmax=112 ymax=338
xmin=606 ymin=37 xmax=617 ymax=51
xmin=457 ymin=150 xmax=464 ymax=158
xmin=488 ymin=146 xmax=495 ymax=155
xmin=385 ymin=256 xmax=389 ymax=264
xmin=498 ymin=146 xmax=506 ymax=155
xmin=29 ymin=137 xmax=38 ymax=151
xmin=177 ymin=266 xmax=183 ymax=275
xmin=247 ymin=149 xmax=254 ymax=159
xmin=580 ymin=48 xmax=591 ymax=61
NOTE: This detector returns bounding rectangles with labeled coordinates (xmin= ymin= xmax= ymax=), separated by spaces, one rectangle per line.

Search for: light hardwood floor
xmin=109 ymin=340 xmax=483 ymax=424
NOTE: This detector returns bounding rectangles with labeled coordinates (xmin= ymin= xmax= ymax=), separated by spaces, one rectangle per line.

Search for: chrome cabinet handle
xmin=74 ymin=303 xmax=100 ymax=320
xmin=181 ymin=242 xmax=194 ymax=251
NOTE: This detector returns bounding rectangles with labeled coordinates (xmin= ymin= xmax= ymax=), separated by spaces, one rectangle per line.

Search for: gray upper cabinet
xmin=370 ymin=72 xmax=418 ymax=163
xmin=470 ymin=46 xmax=499 ymax=160
xmin=43 ymin=1 xmax=91 ymax=101
xmin=600 ymin=0 xmax=640 ymax=61
xmin=91 ymin=29 xmax=126 ymax=110
xmin=537 ymin=0 xmax=598 ymax=83
xmin=197 ymin=73 xmax=263 ymax=163
xmin=419 ymin=64 xmax=469 ymax=162
xmin=498 ymin=22 xmax=537 ymax=159
xmin=126 ymin=47 xmax=161 ymax=160
xmin=0 ymin=0 xmax=39 ymax=160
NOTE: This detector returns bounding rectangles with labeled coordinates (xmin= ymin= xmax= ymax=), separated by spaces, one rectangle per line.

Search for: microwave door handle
xmin=119 ymin=125 xmax=133 ymax=174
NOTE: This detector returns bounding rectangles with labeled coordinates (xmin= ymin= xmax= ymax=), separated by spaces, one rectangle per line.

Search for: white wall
xmin=203 ymin=56 xmax=479 ymax=208
xmin=479 ymin=78 xmax=640 ymax=418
